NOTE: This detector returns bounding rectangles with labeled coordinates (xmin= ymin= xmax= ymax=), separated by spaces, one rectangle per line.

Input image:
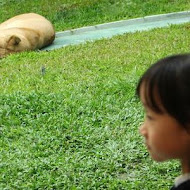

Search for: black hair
xmin=136 ymin=54 xmax=190 ymax=127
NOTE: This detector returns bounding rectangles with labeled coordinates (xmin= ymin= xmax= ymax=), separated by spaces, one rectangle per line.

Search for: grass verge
xmin=0 ymin=0 xmax=190 ymax=31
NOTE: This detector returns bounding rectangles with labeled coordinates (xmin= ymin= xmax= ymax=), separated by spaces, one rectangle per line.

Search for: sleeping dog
xmin=0 ymin=13 xmax=55 ymax=58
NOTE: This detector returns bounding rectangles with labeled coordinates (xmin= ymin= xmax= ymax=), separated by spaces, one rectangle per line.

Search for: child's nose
xmin=139 ymin=123 xmax=147 ymax=137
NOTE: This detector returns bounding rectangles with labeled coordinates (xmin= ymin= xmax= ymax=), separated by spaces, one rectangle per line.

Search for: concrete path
xmin=41 ymin=11 xmax=190 ymax=51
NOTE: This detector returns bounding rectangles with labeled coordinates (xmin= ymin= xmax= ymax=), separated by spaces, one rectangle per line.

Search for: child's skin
xmin=139 ymin=83 xmax=190 ymax=174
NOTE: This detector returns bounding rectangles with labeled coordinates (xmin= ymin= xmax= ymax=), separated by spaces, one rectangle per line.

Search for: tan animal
xmin=0 ymin=13 xmax=55 ymax=58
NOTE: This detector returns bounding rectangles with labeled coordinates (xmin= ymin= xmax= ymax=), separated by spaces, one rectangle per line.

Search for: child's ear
xmin=7 ymin=35 xmax=21 ymax=47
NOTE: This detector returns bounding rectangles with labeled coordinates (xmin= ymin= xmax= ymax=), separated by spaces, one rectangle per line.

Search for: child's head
xmin=137 ymin=54 xmax=190 ymax=126
xmin=136 ymin=54 xmax=190 ymax=167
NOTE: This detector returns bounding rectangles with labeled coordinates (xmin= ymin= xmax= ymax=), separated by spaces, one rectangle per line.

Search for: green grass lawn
xmin=0 ymin=0 xmax=190 ymax=189
xmin=0 ymin=23 xmax=190 ymax=189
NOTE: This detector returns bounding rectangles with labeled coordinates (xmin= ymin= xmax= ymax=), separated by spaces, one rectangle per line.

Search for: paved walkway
xmin=41 ymin=11 xmax=190 ymax=51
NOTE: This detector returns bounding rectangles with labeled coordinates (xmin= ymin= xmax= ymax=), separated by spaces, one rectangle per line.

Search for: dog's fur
xmin=0 ymin=13 xmax=55 ymax=58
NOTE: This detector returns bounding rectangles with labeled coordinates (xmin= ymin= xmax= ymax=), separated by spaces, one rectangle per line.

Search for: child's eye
xmin=146 ymin=115 xmax=154 ymax=120
xmin=143 ymin=108 xmax=155 ymax=120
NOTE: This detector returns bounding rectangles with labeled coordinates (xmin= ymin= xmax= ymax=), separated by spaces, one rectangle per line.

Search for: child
xmin=136 ymin=54 xmax=190 ymax=190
